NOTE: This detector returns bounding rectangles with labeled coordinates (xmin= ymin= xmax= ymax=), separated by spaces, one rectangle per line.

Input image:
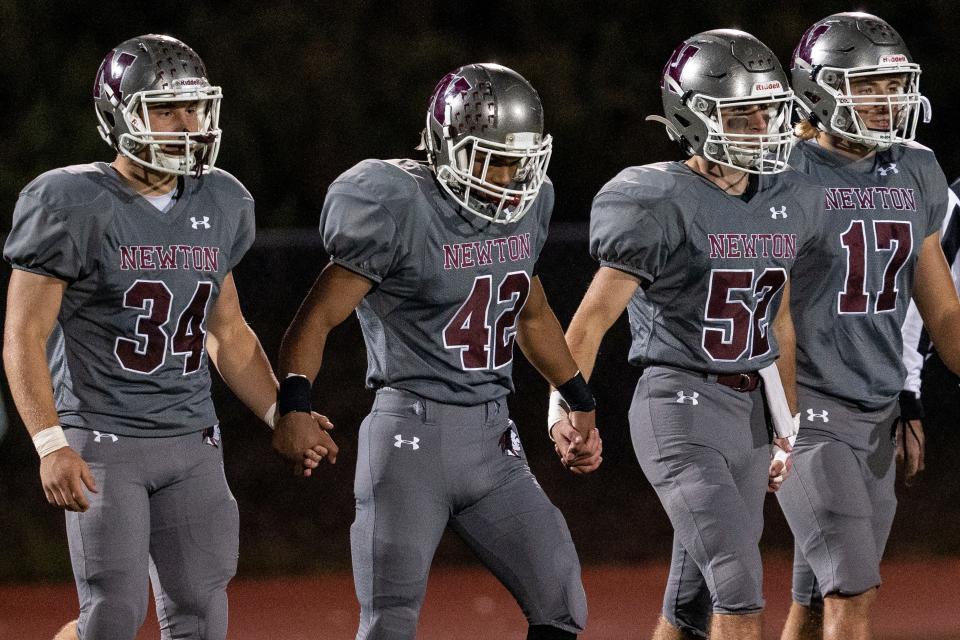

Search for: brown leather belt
xmin=714 ymin=372 xmax=761 ymax=392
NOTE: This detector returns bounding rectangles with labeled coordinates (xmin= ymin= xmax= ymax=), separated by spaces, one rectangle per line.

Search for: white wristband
xmin=33 ymin=425 xmax=69 ymax=458
xmin=772 ymin=434 xmax=797 ymax=466
xmin=547 ymin=390 xmax=570 ymax=442
xmin=263 ymin=402 xmax=278 ymax=430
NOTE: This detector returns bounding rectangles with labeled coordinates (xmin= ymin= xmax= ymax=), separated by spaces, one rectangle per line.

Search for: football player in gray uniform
xmin=271 ymin=63 xmax=601 ymax=640
xmin=3 ymin=35 xmax=326 ymax=640
xmin=559 ymin=30 xmax=821 ymax=640
xmin=777 ymin=13 xmax=960 ymax=640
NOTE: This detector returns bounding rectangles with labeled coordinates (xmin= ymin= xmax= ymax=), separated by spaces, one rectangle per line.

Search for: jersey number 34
xmin=114 ymin=279 xmax=212 ymax=375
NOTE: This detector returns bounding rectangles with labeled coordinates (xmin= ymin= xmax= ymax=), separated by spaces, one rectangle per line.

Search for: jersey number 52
xmin=702 ymin=268 xmax=787 ymax=362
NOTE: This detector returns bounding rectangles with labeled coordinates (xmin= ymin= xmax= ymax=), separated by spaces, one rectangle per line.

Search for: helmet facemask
xmin=686 ymin=90 xmax=796 ymax=174
xmin=423 ymin=63 xmax=552 ymax=225
xmin=431 ymin=115 xmax=552 ymax=224
xmin=817 ymin=64 xmax=922 ymax=149
xmin=96 ymin=81 xmax=222 ymax=177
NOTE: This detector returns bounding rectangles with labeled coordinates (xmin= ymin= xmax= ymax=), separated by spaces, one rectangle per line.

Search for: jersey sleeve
xmin=320 ymin=182 xmax=400 ymax=283
xmin=3 ymin=192 xmax=90 ymax=282
xmin=589 ymin=189 xmax=674 ymax=282
xmin=922 ymin=155 xmax=950 ymax=237
xmin=229 ymin=195 xmax=256 ymax=270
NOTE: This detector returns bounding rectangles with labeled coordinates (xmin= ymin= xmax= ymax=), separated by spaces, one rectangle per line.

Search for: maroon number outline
xmin=443 ymin=272 xmax=532 ymax=371
xmin=702 ymin=269 xmax=754 ymax=362
xmin=837 ymin=219 xmax=913 ymax=314
xmin=443 ymin=275 xmax=493 ymax=370
xmin=873 ymin=220 xmax=913 ymax=313
xmin=171 ymin=281 xmax=214 ymax=374
xmin=702 ymin=268 xmax=788 ymax=362
xmin=114 ymin=280 xmax=173 ymax=374
xmin=113 ymin=278 xmax=215 ymax=376
xmin=492 ymin=271 xmax=532 ymax=370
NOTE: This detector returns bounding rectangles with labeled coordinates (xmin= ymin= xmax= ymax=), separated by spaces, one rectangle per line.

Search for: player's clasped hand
xmin=273 ymin=411 xmax=338 ymax=477
xmin=40 ymin=447 xmax=98 ymax=512
xmin=767 ymin=436 xmax=793 ymax=493
xmin=551 ymin=410 xmax=603 ymax=475
xmin=895 ymin=418 xmax=925 ymax=486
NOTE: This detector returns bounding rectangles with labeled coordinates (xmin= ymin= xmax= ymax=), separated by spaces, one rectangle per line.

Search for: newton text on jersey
xmin=707 ymin=233 xmax=798 ymax=259
xmin=442 ymin=233 xmax=532 ymax=270
xmin=119 ymin=245 xmax=220 ymax=272
xmin=824 ymin=187 xmax=917 ymax=211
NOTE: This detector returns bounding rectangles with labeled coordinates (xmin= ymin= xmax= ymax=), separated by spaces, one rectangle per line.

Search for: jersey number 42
xmin=443 ymin=272 xmax=531 ymax=371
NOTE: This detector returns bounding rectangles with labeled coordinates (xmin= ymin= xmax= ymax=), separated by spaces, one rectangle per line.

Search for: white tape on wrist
xmin=547 ymin=390 xmax=570 ymax=442
xmin=772 ymin=434 xmax=797 ymax=466
xmin=263 ymin=402 xmax=278 ymax=430
xmin=33 ymin=425 xmax=69 ymax=458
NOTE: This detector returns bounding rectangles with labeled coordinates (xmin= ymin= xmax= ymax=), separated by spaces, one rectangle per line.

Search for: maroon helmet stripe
xmin=94 ymin=51 xmax=137 ymax=101
xmin=795 ymin=24 xmax=831 ymax=65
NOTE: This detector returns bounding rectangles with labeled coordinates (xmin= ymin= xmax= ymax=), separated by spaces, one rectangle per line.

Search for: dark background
xmin=1 ymin=0 xmax=958 ymax=582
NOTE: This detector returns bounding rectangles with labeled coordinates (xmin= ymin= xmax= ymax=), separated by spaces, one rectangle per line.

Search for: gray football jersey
xmin=788 ymin=141 xmax=948 ymax=409
xmin=591 ymin=161 xmax=821 ymax=373
xmin=320 ymin=159 xmax=552 ymax=405
xmin=4 ymin=162 xmax=255 ymax=436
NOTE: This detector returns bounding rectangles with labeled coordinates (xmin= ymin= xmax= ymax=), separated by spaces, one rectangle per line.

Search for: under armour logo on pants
xmin=93 ymin=431 xmax=118 ymax=443
xmin=806 ymin=409 xmax=829 ymax=422
xmin=675 ymin=391 xmax=699 ymax=405
xmin=394 ymin=434 xmax=420 ymax=450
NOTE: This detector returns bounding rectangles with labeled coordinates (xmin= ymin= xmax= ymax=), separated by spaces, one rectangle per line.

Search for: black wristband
xmin=278 ymin=375 xmax=312 ymax=416
xmin=557 ymin=372 xmax=596 ymax=412
xmin=898 ymin=390 xmax=924 ymax=421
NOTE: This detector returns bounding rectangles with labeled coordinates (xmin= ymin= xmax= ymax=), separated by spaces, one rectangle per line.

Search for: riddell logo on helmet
xmin=879 ymin=54 xmax=908 ymax=65
xmin=753 ymin=81 xmax=783 ymax=95
xmin=170 ymin=77 xmax=208 ymax=88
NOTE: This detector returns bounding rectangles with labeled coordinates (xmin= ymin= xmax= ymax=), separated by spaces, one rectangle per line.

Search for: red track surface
xmin=2 ymin=557 xmax=957 ymax=639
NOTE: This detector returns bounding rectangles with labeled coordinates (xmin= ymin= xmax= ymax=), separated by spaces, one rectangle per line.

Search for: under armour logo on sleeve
xmin=93 ymin=431 xmax=118 ymax=443
xmin=675 ymin=391 xmax=700 ymax=405
xmin=770 ymin=206 xmax=788 ymax=219
xmin=190 ymin=216 xmax=211 ymax=229
xmin=394 ymin=434 xmax=420 ymax=450
xmin=877 ymin=163 xmax=899 ymax=177
xmin=806 ymin=409 xmax=829 ymax=422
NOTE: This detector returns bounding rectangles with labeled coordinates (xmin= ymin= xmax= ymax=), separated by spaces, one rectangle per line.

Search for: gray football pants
xmin=778 ymin=386 xmax=898 ymax=600
xmin=663 ymin=385 xmax=900 ymax=637
xmin=64 ymin=427 xmax=239 ymax=640
xmin=629 ymin=366 xmax=771 ymax=636
xmin=351 ymin=388 xmax=587 ymax=640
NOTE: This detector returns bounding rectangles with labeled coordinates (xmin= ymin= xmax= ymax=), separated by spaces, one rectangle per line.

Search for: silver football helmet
xmin=422 ymin=63 xmax=552 ymax=224
xmin=792 ymin=12 xmax=924 ymax=149
xmin=649 ymin=29 xmax=795 ymax=174
xmin=93 ymin=35 xmax=222 ymax=176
